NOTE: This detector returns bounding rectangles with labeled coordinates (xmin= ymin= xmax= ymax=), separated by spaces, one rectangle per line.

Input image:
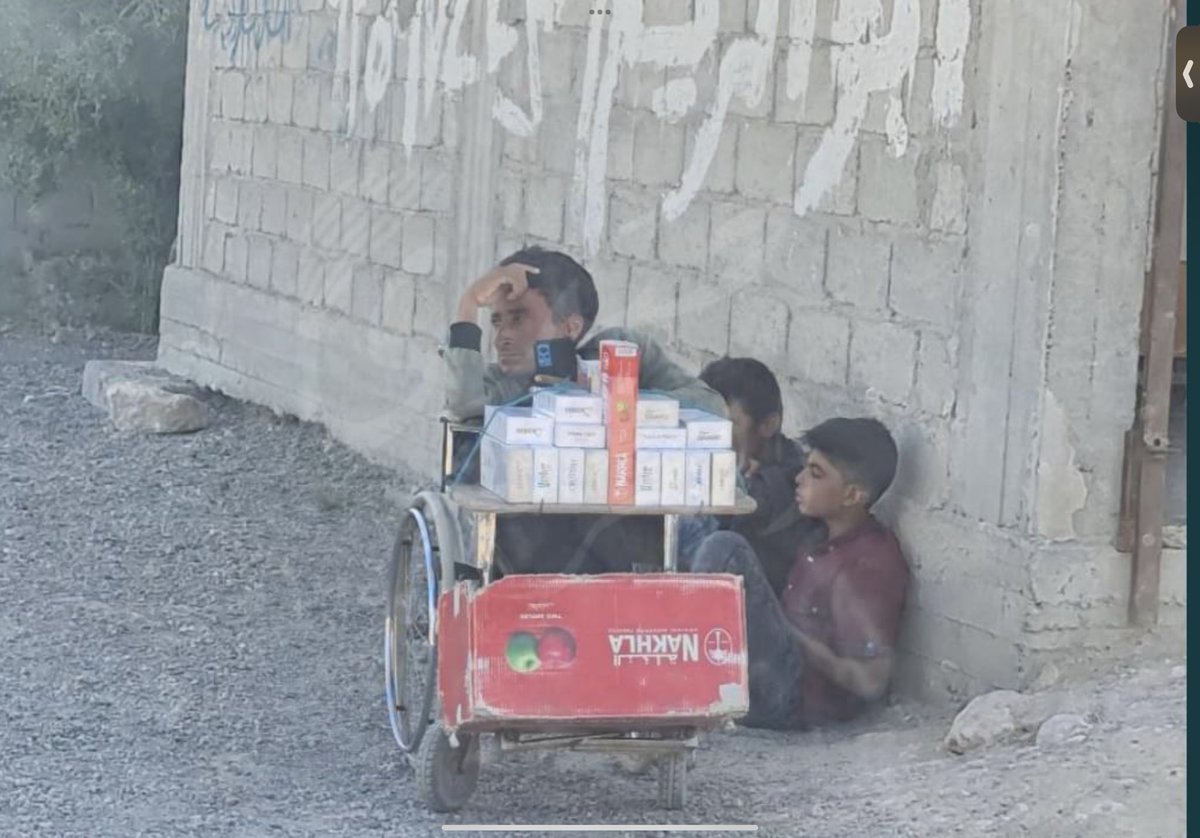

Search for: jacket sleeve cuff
xmin=448 ymin=322 xmax=482 ymax=351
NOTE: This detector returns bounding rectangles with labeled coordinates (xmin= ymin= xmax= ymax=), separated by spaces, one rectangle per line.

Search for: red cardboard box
xmin=437 ymin=574 xmax=749 ymax=731
xmin=600 ymin=340 xmax=639 ymax=505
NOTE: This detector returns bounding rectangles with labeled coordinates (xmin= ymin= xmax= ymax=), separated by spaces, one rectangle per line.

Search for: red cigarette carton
xmin=437 ymin=574 xmax=749 ymax=730
xmin=600 ymin=340 xmax=640 ymax=505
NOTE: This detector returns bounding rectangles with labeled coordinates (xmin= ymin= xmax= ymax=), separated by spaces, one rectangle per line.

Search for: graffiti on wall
xmin=306 ymin=0 xmax=971 ymax=254
xmin=202 ymin=0 xmax=296 ymax=63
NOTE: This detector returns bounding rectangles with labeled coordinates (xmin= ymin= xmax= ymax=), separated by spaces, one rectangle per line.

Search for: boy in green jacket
xmin=441 ymin=246 xmax=726 ymax=574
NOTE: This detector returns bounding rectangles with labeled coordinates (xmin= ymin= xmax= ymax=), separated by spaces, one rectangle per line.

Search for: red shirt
xmin=780 ymin=516 xmax=909 ymax=726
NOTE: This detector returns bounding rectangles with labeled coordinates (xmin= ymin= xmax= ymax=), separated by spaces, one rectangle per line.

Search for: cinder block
xmin=382 ymin=271 xmax=416 ymax=334
xmin=719 ymin=0 xmax=748 ymax=33
xmin=634 ymin=113 xmax=686 ymax=187
xmin=297 ymin=249 xmax=325 ymax=306
xmin=369 ymin=208 xmax=403 ymax=269
xmin=892 ymin=420 xmax=951 ymax=509
xmin=684 ymin=119 xmax=737 ymax=194
xmin=730 ymin=290 xmax=790 ymax=362
xmin=282 ymin=16 xmax=309 ymax=70
xmin=229 ymin=124 xmax=254 ymax=176
xmin=312 ymin=194 xmax=342 ymax=252
xmin=606 ymin=108 xmax=636 ymax=182
xmin=764 ymin=208 xmax=826 ymax=298
xmin=208 ymin=122 xmax=232 ymax=174
xmin=215 ymin=179 xmax=239 ymax=225
xmin=246 ymin=235 xmax=273 ymax=290
xmin=402 ymin=214 xmax=435 ymax=275
xmin=586 ymin=259 xmax=630 ymax=331
xmin=795 ymin=128 xmax=857 ymax=216
xmin=537 ymin=102 xmax=578 ymax=176
xmin=433 ymin=217 xmax=452 ymax=279
xmin=609 ymin=186 xmax=658 ymax=261
xmin=526 ymin=175 xmax=566 ymax=242
xmin=390 ymin=83 xmax=442 ymax=148
xmin=330 ymin=138 xmax=361 ymax=197
xmin=292 ymin=75 xmax=322 ymax=129
xmin=627 ymin=265 xmax=680 ymax=345
xmin=237 ymin=181 xmax=263 ymax=230
xmin=341 ymin=199 xmax=371 ymax=260
xmin=617 ymin=64 xmax=666 ymax=111
xmin=302 ymin=133 xmax=331 ymax=190
xmin=388 ymin=147 xmax=421 ymax=210
xmin=420 ymin=151 xmax=454 ymax=213
xmin=244 ymin=73 xmax=269 ymax=122
xmin=261 ymin=185 xmax=288 ymax=236
xmin=318 ymin=72 xmax=344 ymax=134
xmin=361 ymin=143 xmax=391 ymax=205
xmin=498 ymin=170 xmax=525 ymax=231
xmin=412 ymin=274 xmax=447 ymax=338
xmin=324 ymin=257 xmax=354 ymax=315
xmin=352 ymin=263 xmax=385 ymax=325
xmin=286 ymin=187 xmax=313 ymax=244
xmin=307 ymin=12 xmax=339 ymax=73
xmin=904 ymin=53 xmax=937 ymax=137
xmin=826 ymin=225 xmax=889 ymax=310
xmin=251 ymin=126 xmax=279 ymax=179
xmin=658 ymin=199 xmax=709 ymax=271
xmin=202 ymin=223 xmax=231 ymax=275
xmin=858 ymin=136 xmax=920 ymax=226
xmin=930 ymin=160 xmax=968 ymax=235
xmin=915 ymin=333 xmax=958 ymax=417
xmin=849 ymin=319 xmax=917 ymax=404
xmin=709 ymin=201 xmax=766 ymax=281
xmin=736 ymin=122 xmax=797 ymax=204
xmin=774 ymin=46 xmax=835 ymax=126
xmin=788 ymin=311 xmax=850 ymax=386
xmin=268 ymin=74 xmax=294 ymax=124
xmin=276 ymin=129 xmax=304 ymax=184
xmin=890 ymin=235 xmax=964 ymax=329
xmin=272 ymin=240 xmax=301 ymax=298
xmin=225 ymin=234 xmax=250 ymax=282
xmin=644 ymin=0 xmax=694 ymax=25
xmin=538 ymin=31 xmax=580 ymax=99
xmin=220 ymin=71 xmax=246 ymax=120
xmin=678 ymin=275 xmax=731 ymax=356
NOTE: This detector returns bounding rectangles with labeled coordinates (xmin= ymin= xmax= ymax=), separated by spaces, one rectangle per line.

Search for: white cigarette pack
xmin=553 ymin=423 xmax=606 ymax=449
xmin=660 ymin=450 xmax=686 ymax=506
xmin=483 ymin=405 xmax=554 ymax=446
xmin=710 ymin=449 xmax=738 ymax=507
xmin=636 ymin=393 xmax=680 ymax=428
xmin=532 ymin=387 xmax=603 ymax=424
xmin=578 ymin=359 xmax=601 ymax=394
xmin=634 ymin=450 xmax=662 ymax=507
xmin=480 ymin=435 xmax=534 ymax=503
xmin=679 ymin=408 xmax=733 ymax=449
xmin=558 ymin=448 xmax=586 ymax=504
xmin=583 ymin=448 xmax=609 ymax=505
xmin=635 ymin=426 xmax=687 ymax=449
xmin=685 ymin=450 xmax=712 ymax=507
xmin=532 ymin=446 xmax=559 ymax=503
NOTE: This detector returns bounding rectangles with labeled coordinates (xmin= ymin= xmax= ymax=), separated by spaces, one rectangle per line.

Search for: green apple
xmin=505 ymin=631 xmax=541 ymax=672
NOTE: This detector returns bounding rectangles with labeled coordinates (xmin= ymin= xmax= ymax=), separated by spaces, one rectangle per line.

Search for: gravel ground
xmin=0 ymin=331 xmax=1187 ymax=838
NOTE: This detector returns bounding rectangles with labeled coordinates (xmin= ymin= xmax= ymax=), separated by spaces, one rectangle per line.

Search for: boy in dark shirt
xmin=688 ymin=417 xmax=910 ymax=730
xmin=696 ymin=357 xmax=824 ymax=595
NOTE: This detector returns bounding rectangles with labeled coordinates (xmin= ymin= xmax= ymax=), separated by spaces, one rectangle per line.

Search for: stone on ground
xmin=82 ymin=359 xmax=212 ymax=434
xmin=944 ymin=689 xmax=1061 ymax=754
xmin=1035 ymin=714 xmax=1092 ymax=749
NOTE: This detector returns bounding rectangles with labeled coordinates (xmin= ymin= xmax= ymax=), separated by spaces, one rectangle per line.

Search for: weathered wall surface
xmin=158 ymin=0 xmax=1183 ymax=702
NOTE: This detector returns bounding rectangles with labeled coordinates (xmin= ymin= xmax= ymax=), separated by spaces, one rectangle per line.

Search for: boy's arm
xmin=620 ymin=329 xmax=728 ymax=417
xmin=441 ymin=323 xmax=530 ymax=419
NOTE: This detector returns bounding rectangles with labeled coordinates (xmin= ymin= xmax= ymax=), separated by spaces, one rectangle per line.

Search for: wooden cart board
xmin=449 ymin=483 xmax=757 ymax=517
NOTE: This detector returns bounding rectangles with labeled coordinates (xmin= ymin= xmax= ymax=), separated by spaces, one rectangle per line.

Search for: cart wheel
xmin=416 ymin=724 xmax=481 ymax=813
xmin=657 ymin=752 xmax=688 ymax=810
xmin=385 ymin=493 xmax=463 ymax=753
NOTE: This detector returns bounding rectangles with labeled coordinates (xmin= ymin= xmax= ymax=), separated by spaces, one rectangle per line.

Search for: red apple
xmin=537 ymin=627 xmax=577 ymax=668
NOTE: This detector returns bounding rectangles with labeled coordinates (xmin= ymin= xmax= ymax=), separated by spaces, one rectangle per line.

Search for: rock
xmin=82 ymin=360 xmax=211 ymax=434
xmin=1035 ymin=713 xmax=1092 ymax=748
xmin=943 ymin=690 xmax=1059 ymax=754
xmin=1030 ymin=663 xmax=1061 ymax=692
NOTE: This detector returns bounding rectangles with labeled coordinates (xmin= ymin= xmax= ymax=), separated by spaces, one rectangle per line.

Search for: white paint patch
xmin=794 ymin=0 xmax=921 ymax=216
xmin=931 ymin=0 xmax=972 ymax=127
xmin=1034 ymin=389 xmax=1088 ymax=540
xmin=785 ymin=0 xmax=818 ymax=106
xmin=651 ymin=78 xmax=697 ymax=122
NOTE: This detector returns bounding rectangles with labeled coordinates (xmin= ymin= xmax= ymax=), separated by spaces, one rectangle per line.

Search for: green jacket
xmin=441 ymin=323 xmax=727 ymax=421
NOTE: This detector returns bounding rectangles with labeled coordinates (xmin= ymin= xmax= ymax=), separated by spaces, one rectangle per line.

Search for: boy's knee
xmin=690 ymin=530 xmax=752 ymax=572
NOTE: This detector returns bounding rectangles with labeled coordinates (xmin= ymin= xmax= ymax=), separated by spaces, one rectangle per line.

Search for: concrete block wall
xmin=160 ymin=0 xmax=1183 ymax=703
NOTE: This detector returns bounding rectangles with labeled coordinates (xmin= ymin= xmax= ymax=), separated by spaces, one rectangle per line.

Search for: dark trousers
xmin=687 ymin=531 xmax=806 ymax=730
xmin=495 ymin=514 xmax=665 ymax=576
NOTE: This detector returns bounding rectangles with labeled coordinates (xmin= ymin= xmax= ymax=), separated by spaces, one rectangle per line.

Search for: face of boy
xmin=489 ymin=290 xmax=577 ymax=375
xmin=795 ymin=449 xmax=865 ymax=518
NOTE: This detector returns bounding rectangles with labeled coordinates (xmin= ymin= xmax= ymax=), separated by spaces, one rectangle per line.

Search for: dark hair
xmin=802 ymin=418 xmax=898 ymax=507
xmin=500 ymin=246 xmax=600 ymax=336
xmin=699 ymin=357 xmax=783 ymax=424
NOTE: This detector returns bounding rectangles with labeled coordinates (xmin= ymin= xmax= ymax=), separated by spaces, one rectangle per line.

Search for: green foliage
xmin=0 ymin=0 xmax=189 ymax=332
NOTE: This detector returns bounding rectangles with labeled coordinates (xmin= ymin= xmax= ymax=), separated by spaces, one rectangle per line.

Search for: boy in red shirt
xmin=689 ymin=417 xmax=909 ymax=729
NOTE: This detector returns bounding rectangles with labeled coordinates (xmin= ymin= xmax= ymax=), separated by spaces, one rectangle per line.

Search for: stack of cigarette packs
xmin=479 ymin=340 xmax=737 ymax=508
